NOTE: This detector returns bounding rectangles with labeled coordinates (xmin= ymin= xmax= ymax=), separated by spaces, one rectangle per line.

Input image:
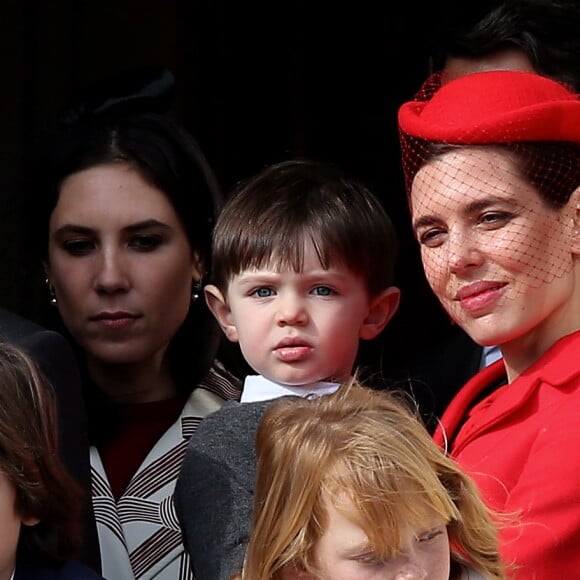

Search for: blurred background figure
xmin=0 ymin=341 xmax=104 ymax=579
xmin=0 ymin=308 xmax=97 ymax=569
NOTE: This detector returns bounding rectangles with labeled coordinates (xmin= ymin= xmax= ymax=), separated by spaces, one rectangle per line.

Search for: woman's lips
xmin=90 ymin=311 xmax=141 ymax=329
xmin=455 ymin=281 xmax=507 ymax=313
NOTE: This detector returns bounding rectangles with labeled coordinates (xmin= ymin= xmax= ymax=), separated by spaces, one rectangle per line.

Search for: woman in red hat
xmin=398 ymin=70 xmax=580 ymax=578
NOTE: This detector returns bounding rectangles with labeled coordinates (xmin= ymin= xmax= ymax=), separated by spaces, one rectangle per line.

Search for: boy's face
xmin=206 ymin=241 xmax=399 ymax=386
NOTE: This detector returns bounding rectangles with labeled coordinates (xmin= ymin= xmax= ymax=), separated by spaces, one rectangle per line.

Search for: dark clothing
xmin=175 ymin=400 xmax=269 ymax=580
xmin=391 ymin=327 xmax=483 ymax=432
xmin=14 ymin=561 xmax=105 ymax=580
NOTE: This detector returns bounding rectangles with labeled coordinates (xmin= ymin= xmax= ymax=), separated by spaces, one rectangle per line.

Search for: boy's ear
xmin=204 ymin=285 xmax=239 ymax=343
xmin=359 ymin=286 xmax=400 ymax=340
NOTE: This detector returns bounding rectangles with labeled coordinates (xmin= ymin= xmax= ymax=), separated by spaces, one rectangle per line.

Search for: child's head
xmin=0 ymin=342 xmax=82 ymax=572
xmin=242 ymin=382 xmax=504 ymax=580
xmin=206 ymin=160 xmax=400 ymax=385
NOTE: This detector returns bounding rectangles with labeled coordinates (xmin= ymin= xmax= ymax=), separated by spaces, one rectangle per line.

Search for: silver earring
xmin=45 ymin=278 xmax=57 ymax=307
xmin=191 ymin=281 xmax=202 ymax=302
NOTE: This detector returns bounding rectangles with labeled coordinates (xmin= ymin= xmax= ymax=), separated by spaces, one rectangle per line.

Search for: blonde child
xmin=242 ymin=382 xmax=505 ymax=579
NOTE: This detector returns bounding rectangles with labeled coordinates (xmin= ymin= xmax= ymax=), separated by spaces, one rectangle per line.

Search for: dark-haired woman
xmin=398 ymin=70 xmax=580 ymax=578
xmin=30 ymin=70 xmax=240 ymax=579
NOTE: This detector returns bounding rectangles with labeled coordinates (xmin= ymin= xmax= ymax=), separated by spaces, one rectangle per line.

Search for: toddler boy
xmin=175 ymin=159 xmax=400 ymax=579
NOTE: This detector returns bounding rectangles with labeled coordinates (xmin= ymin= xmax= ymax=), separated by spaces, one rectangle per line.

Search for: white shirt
xmin=479 ymin=344 xmax=502 ymax=369
xmin=240 ymin=374 xmax=340 ymax=403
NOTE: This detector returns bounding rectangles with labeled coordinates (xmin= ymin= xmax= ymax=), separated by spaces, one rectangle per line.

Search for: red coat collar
xmin=433 ymin=331 xmax=580 ymax=449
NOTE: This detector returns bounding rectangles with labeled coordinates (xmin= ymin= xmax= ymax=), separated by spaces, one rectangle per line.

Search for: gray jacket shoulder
xmin=175 ymin=399 xmax=272 ymax=580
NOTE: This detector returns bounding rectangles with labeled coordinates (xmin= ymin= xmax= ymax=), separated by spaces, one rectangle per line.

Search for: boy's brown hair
xmin=211 ymin=159 xmax=397 ymax=297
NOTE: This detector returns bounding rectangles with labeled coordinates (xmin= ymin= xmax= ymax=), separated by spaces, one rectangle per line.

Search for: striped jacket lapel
xmin=92 ymin=367 xmax=238 ymax=579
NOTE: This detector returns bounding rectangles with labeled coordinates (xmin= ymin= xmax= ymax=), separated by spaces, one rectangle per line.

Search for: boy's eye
xmin=129 ymin=234 xmax=163 ymax=251
xmin=62 ymin=239 xmax=95 ymax=256
xmin=251 ymin=287 xmax=275 ymax=298
xmin=311 ymin=285 xmax=335 ymax=296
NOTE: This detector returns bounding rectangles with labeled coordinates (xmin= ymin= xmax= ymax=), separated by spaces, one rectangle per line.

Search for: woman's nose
xmin=93 ymin=250 xmax=130 ymax=293
xmin=394 ymin=562 xmax=428 ymax=580
xmin=447 ymin=230 xmax=483 ymax=275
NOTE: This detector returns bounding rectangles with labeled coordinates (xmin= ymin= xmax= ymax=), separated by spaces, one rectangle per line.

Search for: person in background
xmin=432 ymin=0 xmax=580 ymax=89
xmin=29 ymin=67 xmax=240 ymax=579
xmin=240 ymin=381 xmax=505 ymax=580
xmin=405 ymin=0 xmax=580 ymax=429
xmin=0 ymin=341 xmax=103 ymax=580
xmin=175 ymin=159 xmax=400 ymax=580
xmin=399 ymin=69 xmax=580 ymax=577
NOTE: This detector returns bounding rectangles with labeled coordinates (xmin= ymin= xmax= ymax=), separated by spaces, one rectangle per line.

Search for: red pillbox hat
xmin=398 ymin=70 xmax=580 ymax=144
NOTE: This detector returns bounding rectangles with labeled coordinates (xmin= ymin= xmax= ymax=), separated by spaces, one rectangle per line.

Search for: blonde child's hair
xmin=241 ymin=381 xmax=505 ymax=579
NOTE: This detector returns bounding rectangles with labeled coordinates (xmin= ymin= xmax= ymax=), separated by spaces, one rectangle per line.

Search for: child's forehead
xmin=223 ymin=234 xmax=373 ymax=292
xmin=325 ymin=488 xmax=448 ymax=535
xmin=236 ymin=254 xmax=355 ymax=277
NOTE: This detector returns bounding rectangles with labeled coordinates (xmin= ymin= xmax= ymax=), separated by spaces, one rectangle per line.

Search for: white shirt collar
xmin=240 ymin=374 xmax=340 ymax=403
xmin=480 ymin=344 xmax=503 ymax=370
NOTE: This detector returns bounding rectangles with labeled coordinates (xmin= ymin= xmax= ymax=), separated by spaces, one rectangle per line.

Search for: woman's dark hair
xmin=28 ymin=68 xmax=223 ymax=442
xmin=410 ymin=141 xmax=580 ymax=210
xmin=33 ymin=66 xmax=221 ymax=266
xmin=0 ymin=342 xmax=83 ymax=564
